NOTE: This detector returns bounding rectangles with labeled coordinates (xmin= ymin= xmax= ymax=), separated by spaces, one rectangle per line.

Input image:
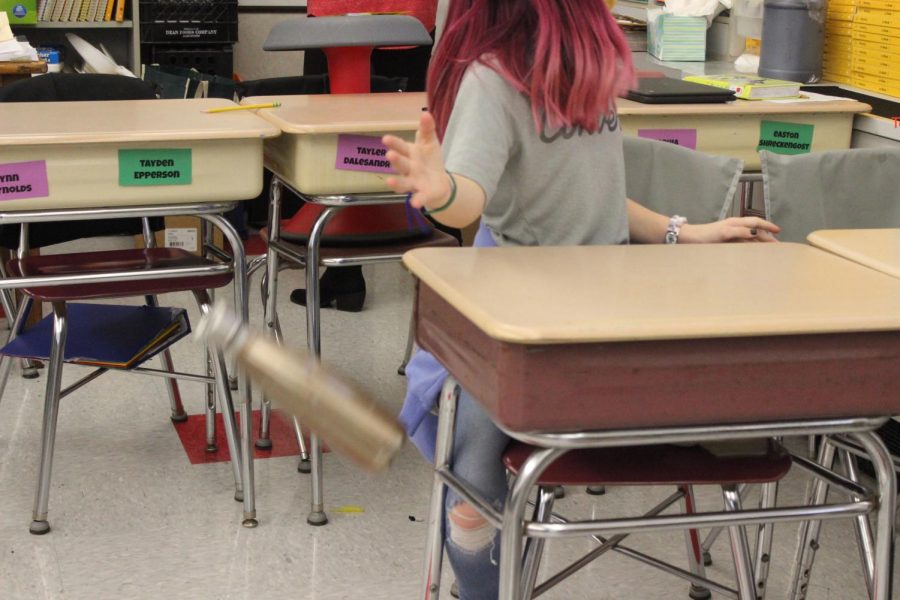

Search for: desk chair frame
xmin=260 ymin=174 xmax=454 ymax=525
xmin=789 ymin=434 xmax=900 ymax=600
xmin=423 ymin=377 xmax=897 ymax=600
xmin=0 ymin=202 xmax=258 ymax=532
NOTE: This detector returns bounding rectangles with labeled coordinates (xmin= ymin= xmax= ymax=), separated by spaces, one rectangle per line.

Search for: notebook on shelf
xmin=625 ymin=77 xmax=736 ymax=104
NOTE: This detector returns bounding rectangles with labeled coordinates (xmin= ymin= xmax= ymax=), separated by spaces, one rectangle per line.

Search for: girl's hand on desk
xmin=382 ymin=112 xmax=452 ymax=211
xmin=681 ymin=217 xmax=781 ymax=244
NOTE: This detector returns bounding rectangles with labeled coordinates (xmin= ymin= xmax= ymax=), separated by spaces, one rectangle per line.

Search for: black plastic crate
xmin=149 ymin=45 xmax=234 ymax=78
xmin=140 ymin=0 xmax=238 ymax=44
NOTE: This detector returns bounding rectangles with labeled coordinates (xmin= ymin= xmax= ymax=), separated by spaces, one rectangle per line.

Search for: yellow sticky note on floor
xmin=334 ymin=505 xmax=365 ymax=514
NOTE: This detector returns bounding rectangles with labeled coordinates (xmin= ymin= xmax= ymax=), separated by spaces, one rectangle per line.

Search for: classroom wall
xmin=234 ymin=13 xmax=305 ymax=80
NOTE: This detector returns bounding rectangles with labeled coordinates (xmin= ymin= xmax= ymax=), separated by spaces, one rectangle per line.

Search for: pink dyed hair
xmin=427 ymin=0 xmax=634 ymax=138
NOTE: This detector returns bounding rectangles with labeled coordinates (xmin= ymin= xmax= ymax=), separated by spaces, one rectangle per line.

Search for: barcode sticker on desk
xmin=0 ymin=160 xmax=50 ymax=201
xmin=165 ymin=228 xmax=197 ymax=252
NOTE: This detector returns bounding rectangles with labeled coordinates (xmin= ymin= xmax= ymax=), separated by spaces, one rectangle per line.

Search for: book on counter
xmin=0 ymin=303 xmax=191 ymax=369
xmin=682 ymin=74 xmax=802 ymax=100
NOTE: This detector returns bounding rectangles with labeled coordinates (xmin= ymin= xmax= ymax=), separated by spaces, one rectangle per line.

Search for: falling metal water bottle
xmin=198 ymin=304 xmax=405 ymax=473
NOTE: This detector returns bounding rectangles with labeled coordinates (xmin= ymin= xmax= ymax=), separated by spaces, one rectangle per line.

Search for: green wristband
xmin=423 ymin=171 xmax=457 ymax=215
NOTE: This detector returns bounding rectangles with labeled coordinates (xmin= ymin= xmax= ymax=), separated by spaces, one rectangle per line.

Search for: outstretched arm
xmin=382 ymin=112 xmax=486 ymax=229
xmin=627 ymin=199 xmax=781 ymax=243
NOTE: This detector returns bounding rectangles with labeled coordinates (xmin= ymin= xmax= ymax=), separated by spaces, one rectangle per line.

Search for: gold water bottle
xmin=199 ymin=304 xmax=405 ymax=472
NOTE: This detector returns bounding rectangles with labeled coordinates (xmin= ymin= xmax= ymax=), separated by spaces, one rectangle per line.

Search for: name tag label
xmin=637 ymin=128 xmax=698 ymax=150
xmin=757 ymin=121 xmax=814 ymax=155
xmin=119 ymin=149 xmax=192 ymax=186
xmin=0 ymin=160 xmax=50 ymax=201
xmin=335 ymin=134 xmax=394 ymax=174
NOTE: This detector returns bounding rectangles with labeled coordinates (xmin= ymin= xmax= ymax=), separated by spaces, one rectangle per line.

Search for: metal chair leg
xmin=196 ymin=292 xmax=243 ymax=500
xmin=256 ymin=177 xmax=283 ymax=451
xmin=256 ymin=267 xmax=276 ymax=450
xmin=203 ymin=212 xmax=256 ymax=528
xmin=145 ymin=295 xmax=187 ymax=423
xmin=840 ymin=448 xmax=876 ymax=598
xmin=304 ymin=205 xmax=339 ymax=527
xmin=789 ymin=437 xmax=836 ymax=600
xmin=753 ymin=481 xmax=778 ymax=599
xmin=680 ymin=485 xmax=712 ymax=600
xmin=29 ymin=301 xmax=67 ymax=535
xmin=0 ymin=296 xmax=33 ymax=404
xmin=722 ymin=484 xmax=759 ymax=600
xmin=398 ymin=309 xmax=415 ymax=376
xmin=204 ymin=345 xmax=217 ymax=451
xmin=423 ymin=378 xmax=460 ymax=600
xmin=521 ymin=487 xmax=556 ymax=599
xmin=271 ymin=309 xmax=310 ymax=472
xmin=851 ymin=431 xmax=896 ymax=600
xmin=700 ymin=482 xmax=748 ymax=567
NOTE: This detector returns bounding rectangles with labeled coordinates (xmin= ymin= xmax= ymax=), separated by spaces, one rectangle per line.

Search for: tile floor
xmin=0 ymin=239 xmax=894 ymax=599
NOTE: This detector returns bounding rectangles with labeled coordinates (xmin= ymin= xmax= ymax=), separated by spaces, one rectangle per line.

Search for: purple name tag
xmin=335 ymin=134 xmax=394 ymax=174
xmin=0 ymin=160 xmax=50 ymax=201
xmin=637 ymin=129 xmax=698 ymax=150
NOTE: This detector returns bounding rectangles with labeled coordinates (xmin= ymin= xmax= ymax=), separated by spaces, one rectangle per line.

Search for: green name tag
xmin=119 ymin=149 xmax=192 ymax=186
xmin=757 ymin=121 xmax=814 ymax=155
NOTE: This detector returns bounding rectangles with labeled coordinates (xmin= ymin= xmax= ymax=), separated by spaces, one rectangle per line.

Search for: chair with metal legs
xmin=761 ymin=147 xmax=900 ymax=600
xmin=504 ymin=440 xmax=791 ymax=600
xmin=258 ymin=175 xmax=457 ymax=520
xmin=0 ymin=210 xmax=248 ymax=534
xmin=422 ymin=374 xmax=897 ymax=600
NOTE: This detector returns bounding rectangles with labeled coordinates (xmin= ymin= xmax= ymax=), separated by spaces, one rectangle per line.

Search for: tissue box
xmin=1 ymin=0 xmax=37 ymax=25
xmin=648 ymin=10 xmax=707 ymax=62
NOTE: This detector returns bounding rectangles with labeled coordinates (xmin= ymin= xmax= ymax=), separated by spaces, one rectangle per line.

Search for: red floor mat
xmin=173 ymin=409 xmax=327 ymax=464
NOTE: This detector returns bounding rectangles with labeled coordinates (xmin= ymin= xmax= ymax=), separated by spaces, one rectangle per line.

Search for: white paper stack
xmin=647 ymin=8 xmax=707 ymax=61
xmin=0 ymin=12 xmax=39 ymax=61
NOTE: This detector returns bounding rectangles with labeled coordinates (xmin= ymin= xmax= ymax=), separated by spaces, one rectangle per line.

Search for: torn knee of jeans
xmin=448 ymin=502 xmax=494 ymax=553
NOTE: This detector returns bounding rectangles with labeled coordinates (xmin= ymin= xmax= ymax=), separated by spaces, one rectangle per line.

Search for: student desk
xmin=618 ymin=97 xmax=870 ymax=170
xmin=403 ymin=243 xmax=900 ymax=600
xmin=243 ymin=91 xmax=427 ymax=525
xmin=808 ymin=229 xmax=900 ymax=280
xmin=0 ymin=97 xmax=280 ymax=527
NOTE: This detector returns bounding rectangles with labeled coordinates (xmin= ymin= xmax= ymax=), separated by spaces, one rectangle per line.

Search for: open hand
xmin=681 ymin=216 xmax=780 ymax=243
xmin=382 ymin=112 xmax=452 ymax=211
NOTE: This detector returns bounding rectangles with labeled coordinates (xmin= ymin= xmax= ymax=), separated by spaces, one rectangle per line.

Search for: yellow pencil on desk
xmin=205 ymin=102 xmax=281 ymax=114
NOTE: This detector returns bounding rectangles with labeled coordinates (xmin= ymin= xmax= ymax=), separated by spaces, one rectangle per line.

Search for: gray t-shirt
xmin=442 ymin=63 xmax=629 ymax=247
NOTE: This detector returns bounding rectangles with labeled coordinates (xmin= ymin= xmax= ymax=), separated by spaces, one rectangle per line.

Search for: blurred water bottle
xmin=758 ymin=0 xmax=827 ymax=83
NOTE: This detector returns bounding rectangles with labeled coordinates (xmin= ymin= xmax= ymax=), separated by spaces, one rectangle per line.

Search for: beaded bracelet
xmin=423 ymin=171 xmax=457 ymax=215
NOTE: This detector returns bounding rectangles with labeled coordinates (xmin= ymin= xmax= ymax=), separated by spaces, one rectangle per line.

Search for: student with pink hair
xmin=384 ymin=1 xmax=780 ymax=598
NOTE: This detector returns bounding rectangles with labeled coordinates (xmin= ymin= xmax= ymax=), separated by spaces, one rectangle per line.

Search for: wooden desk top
xmin=617 ymin=97 xmax=871 ymax=116
xmin=404 ymin=243 xmax=900 ymax=344
xmin=242 ymin=92 xmax=426 ymax=134
xmin=0 ymin=98 xmax=280 ymax=146
xmin=0 ymin=61 xmax=47 ymax=76
xmin=808 ymin=229 xmax=900 ymax=280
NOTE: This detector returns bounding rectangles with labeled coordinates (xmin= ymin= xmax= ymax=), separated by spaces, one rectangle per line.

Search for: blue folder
xmin=0 ymin=303 xmax=191 ymax=369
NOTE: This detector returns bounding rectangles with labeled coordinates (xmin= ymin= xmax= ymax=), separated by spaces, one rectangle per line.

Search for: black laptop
xmin=625 ymin=77 xmax=736 ymax=104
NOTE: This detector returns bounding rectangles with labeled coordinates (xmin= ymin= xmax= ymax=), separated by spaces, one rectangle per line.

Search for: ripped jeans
xmin=445 ymin=388 xmax=511 ymax=600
